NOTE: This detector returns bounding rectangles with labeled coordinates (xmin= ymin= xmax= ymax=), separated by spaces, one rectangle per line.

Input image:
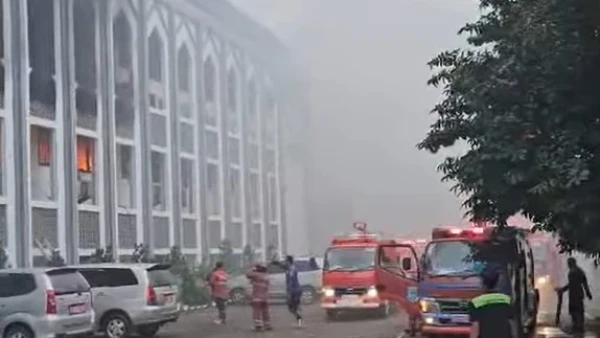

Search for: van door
xmin=374 ymin=243 xmax=420 ymax=316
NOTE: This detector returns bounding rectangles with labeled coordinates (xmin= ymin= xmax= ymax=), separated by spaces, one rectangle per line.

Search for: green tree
xmin=0 ymin=244 xmax=8 ymax=269
xmin=243 ymin=244 xmax=255 ymax=268
xmin=131 ymin=243 xmax=155 ymax=263
xmin=419 ymin=0 xmax=600 ymax=255
xmin=89 ymin=246 xmax=114 ymax=263
xmin=47 ymin=250 xmax=66 ymax=267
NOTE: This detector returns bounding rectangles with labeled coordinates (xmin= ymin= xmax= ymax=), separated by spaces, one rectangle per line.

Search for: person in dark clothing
xmin=274 ymin=255 xmax=303 ymax=326
xmin=468 ymin=268 xmax=517 ymax=338
xmin=557 ymin=257 xmax=593 ymax=334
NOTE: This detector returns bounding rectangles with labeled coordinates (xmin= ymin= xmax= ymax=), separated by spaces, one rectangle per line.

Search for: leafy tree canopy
xmin=419 ymin=0 xmax=600 ymax=255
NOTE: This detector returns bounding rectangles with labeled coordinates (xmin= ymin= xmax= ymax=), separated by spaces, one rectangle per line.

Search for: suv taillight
xmin=146 ymin=286 xmax=157 ymax=305
xmin=46 ymin=290 xmax=57 ymax=314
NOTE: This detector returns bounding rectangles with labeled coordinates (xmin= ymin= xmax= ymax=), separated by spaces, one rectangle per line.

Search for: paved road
xmin=160 ymin=302 xmax=598 ymax=338
xmin=161 ymin=304 xmax=404 ymax=338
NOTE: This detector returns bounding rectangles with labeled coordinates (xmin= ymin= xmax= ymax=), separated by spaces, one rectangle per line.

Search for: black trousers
xmin=287 ymin=293 xmax=302 ymax=320
xmin=569 ymin=300 xmax=585 ymax=333
xmin=214 ymin=297 xmax=227 ymax=322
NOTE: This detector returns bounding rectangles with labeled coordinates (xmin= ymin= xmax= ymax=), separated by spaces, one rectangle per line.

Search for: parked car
xmin=73 ymin=263 xmax=180 ymax=338
xmin=0 ymin=267 xmax=94 ymax=338
xmin=228 ymin=257 xmax=322 ymax=305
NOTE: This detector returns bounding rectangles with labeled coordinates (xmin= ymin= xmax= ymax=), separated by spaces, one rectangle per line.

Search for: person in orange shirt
xmin=246 ymin=264 xmax=271 ymax=331
xmin=209 ymin=261 xmax=229 ymax=325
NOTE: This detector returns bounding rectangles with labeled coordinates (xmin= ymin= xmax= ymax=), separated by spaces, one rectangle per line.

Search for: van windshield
xmin=423 ymin=241 xmax=484 ymax=276
xmin=323 ymin=247 xmax=375 ymax=271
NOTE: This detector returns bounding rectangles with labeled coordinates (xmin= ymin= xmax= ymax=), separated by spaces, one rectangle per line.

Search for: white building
xmin=0 ymin=0 xmax=307 ymax=267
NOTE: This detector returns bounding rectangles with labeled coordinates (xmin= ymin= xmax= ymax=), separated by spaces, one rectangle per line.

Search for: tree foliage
xmin=0 ymin=245 xmax=8 ymax=269
xmin=419 ymin=0 xmax=600 ymax=255
xmin=88 ymin=246 xmax=114 ymax=263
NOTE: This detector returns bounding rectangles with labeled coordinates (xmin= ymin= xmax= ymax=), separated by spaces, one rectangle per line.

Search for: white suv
xmin=0 ymin=267 xmax=94 ymax=338
xmin=74 ymin=263 xmax=180 ymax=338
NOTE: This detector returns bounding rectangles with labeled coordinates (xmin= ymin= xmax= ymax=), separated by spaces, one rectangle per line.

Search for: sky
xmin=230 ymin=0 xmax=481 ymax=250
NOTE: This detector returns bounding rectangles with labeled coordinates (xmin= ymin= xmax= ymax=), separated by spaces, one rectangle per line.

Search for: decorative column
xmin=4 ymin=0 xmax=32 ymax=267
xmin=259 ymin=80 xmax=271 ymax=260
xmin=194 ymin=24 xmax=208 ymax=259
xmin=135 ymin=0 xmax=152 ymax=253
xmin=218 ymin=45 xmax=230 ymax=245
xmin=166 ymin=7 xmax=182 ymax=247
xmin=238 ymin=57 xmax=250 ymax=249
xmin=97 ymin=0 xmax=118 ymax=256
xmin=56 ymin=0 xmax=79 ymax=264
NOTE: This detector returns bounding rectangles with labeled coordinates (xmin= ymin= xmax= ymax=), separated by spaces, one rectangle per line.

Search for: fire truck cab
xmin=321 ymin=223 xmax=415 ymax=319
xmin=374 ymin=226 xmax=539 ymax=337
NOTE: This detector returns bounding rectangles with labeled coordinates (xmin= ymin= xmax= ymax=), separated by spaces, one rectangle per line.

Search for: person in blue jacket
xmin=284 ymin=255 xmax=303 ymax=326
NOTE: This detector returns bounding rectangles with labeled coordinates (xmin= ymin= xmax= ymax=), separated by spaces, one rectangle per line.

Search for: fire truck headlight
xmin=536 ymin=276 xmax=548 ymax=286
xmin=366 ymin=286 xmax=378 ymax=298
xmin=323 ymin=287 xmax=335 ymax=297
xmin=419 ymin=298 xmax=440 ymax=313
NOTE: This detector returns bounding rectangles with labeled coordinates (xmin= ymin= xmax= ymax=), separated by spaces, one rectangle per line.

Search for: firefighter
xmin=246 ymin=263 xmax=272 ymax=331
xmin=209 ymin=261 xmax=229 ymax=325
xmin=557 ymin=257 xmax=593 ymax=335
xmin=468 ymin=268 xmax=518 ymax=338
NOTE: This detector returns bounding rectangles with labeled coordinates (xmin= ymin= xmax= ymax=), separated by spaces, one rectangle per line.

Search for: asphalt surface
xmin=159 ymin=301 xmax=598 ymax=338
xmin=161 ymin=303 xmax=403 ymax=338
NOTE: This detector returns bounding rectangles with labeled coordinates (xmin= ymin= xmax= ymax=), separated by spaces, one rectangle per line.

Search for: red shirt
xmin=246 ymin=270 xmax=269 ymax=301
xmin=209 ymin=268 xmax=229 ymax=299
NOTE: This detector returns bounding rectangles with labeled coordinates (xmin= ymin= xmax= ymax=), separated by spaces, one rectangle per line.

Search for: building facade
xmin=1 ymin=0 xmax=303 ymax=267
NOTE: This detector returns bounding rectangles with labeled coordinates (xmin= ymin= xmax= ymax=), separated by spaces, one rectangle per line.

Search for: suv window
xmin=267 ymin=263 xmax=286 ymax=274
xmin=106 ymin=268 xmax=138 ymax=287
xmin=0 ymin=273 xmax=36 ymax=297
xmin=80 ymin=268 xmax=138 ymax=287
xmin=296 ymin=259 xmax=320 ymax=272
xmin=47 ymin=269 xmax=90 ymax=295
xmin=147 ymin=268 xmax=176 ymax=287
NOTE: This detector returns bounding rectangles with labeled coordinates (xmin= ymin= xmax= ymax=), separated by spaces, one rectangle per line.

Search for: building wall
xmin=0 ymin=0 xmax=302 ymax=267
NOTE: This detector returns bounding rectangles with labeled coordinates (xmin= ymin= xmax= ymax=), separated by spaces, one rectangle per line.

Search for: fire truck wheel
xmin=377 ymin=301 xmax=390 ymax=318
xmin=325 ymin=309 xmax=339 ymax=321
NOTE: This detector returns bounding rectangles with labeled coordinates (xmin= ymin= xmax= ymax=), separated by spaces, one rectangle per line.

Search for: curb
xmin=180 ymin=304 xmax=210 ymax=314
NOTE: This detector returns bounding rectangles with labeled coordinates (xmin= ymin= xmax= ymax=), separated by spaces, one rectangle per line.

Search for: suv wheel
xmin=103 ymin=313 xmax=131 ymax=338
xmin=5 ymin=325 xmax=33 ymax=338
xmin=230 ymin=288 xmax=247 ymax=304
xmin=137 ymin=324 xmax=160 ymax=337
xmin=300 ymin=286 xmax=317 ymax=305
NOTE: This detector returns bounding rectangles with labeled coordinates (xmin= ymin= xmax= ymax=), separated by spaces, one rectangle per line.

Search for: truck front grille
xmin=334 ymin=287 xmax=367 ymax=296
xmin=438 ymin=299 xmax=469 ymax=314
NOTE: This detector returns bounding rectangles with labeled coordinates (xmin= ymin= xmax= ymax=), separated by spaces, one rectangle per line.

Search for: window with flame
xmin=76 ymin=136 xmax=94 ymax=173
xmin=37 ymin=127 xmax=53 ymax=166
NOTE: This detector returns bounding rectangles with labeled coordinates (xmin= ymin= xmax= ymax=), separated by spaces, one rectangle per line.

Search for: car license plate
xmin=68 ymin=304 xmax=86 ymax=315
xmin=338 ymin=295 xmax=360 ymax=307
xmin=452 ymin=314 xmax=470 ymax=324
xmin=164 ymin=294 xmax=175 ymax=304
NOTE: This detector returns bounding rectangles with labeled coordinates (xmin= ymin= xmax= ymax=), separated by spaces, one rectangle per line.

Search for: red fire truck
xmin=321 ymin=223 xmax=413 ymax=319
xmin=373 ymin=225 xmax=539 ymax=336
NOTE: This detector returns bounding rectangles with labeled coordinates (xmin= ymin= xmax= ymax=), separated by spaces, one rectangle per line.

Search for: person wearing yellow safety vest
xmin=468 ymin=268 xmax=518 ymax=338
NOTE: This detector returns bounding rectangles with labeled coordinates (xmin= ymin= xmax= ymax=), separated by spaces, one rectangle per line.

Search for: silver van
xmin=0 ymin=267 xmax=94 ymax=338
xmin=74 ymin=263 xmax=180 ymax=338
xmin=228 ymin=257 xmax=322 ymax=305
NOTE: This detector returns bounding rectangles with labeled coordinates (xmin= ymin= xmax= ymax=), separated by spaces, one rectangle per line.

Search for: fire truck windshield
xmin=531 ymin=242 xmax=549 ymax=271
xmin=323 ymin=247 xmax=376 ymax=271
xmin=423 ymin=241 xmax=484 ymax=276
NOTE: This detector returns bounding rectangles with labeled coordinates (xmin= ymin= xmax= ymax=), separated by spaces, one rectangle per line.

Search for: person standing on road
xmin=556 ymin=257 xmax=593 ymax=335
xmin=273 ymin=255 xmax=303 ymax=326
xmin=209 ymin=261 xmax=229 ymax=325
xmin=246 ymin=263 xmax=272 ymax=331
xmin=468 ymin=268 xmax=518 ymax=338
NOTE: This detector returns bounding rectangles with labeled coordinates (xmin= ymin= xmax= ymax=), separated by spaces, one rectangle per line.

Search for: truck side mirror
xmin=402 ymin=257 xmax=412 ymax=271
